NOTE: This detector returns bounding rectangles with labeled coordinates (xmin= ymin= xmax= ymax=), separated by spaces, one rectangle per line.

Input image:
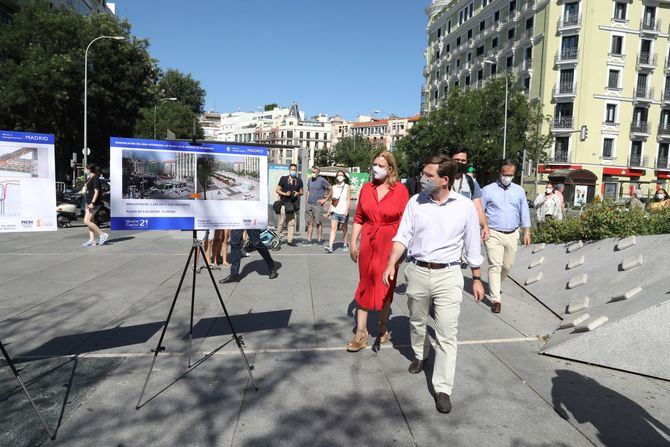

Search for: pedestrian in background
xmin=481 ymin=160 xmax=531 ymax=313
xmin=275 ymin=164 xmax=303 ymax=246
xmin=81 ymin=164 xmax=109 ymax=247
xmin=534 ymin=184 xmax=563 ymax=225
xmin=629 ymin=190 xmax=645 ymax=211
xmin=651 ymin=188 xmax=669 ymax=212
xmin=325 ymin=170 xmax=351 ymax=253
xmin=220 ymin=229 xmax=278 ymax=283
xmin=347 ymin=150 xmax=409 ymax=351
xmin=304 ymin=166 xmax=331 ymax=246
xmin=382 ymin=154 xmax=484 ymax=414
xmin=448 ymin=146 xmax=489 ymax=241
xmin=554 ymin=183 xmax=567 ymax=217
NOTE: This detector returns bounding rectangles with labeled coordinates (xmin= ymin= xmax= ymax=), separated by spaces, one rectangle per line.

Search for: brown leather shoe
xmin=408 ymin=358 xmax=424 ymax=374
xmin=491 ymin=301 xmax=502 ymax=313
xmin=435 ymin=392 xmax=452 ymax=413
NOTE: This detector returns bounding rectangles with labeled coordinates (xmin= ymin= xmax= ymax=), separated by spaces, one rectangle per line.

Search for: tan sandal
xmin=378 ymin=331 xmax=390 ymax=344
xmin=346 ymin=330 xmax=368 ymax=352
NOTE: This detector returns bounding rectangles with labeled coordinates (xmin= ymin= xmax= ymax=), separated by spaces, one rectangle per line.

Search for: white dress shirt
xmin=393 ymin=191 xmax=483 ymax=267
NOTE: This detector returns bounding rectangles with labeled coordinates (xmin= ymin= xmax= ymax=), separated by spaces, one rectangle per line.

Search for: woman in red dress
xmin=347 ymin=150 xmax=409 ymax=351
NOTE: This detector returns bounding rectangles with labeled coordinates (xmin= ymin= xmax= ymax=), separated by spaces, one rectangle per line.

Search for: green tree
xmin=133 ymin=101 xmax=204 ymax=140
xmin=157 ymin=69 xmax=205 ymax=115
xmin=264 ymin=103 xmax=278 ymax=111
xmin=0 ymin=0 xmax=157 ymax=176
xmin=329 ymin=136 xmax=379 ymax=169
xmin=396 ymin=77 xmax=551 ymax=183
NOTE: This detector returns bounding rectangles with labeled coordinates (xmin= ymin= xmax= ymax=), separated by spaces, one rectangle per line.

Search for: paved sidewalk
xmin=1 ymin=228 xmax=669 ymax=446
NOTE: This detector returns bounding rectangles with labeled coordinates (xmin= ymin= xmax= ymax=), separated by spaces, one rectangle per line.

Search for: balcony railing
xmin=628 ymin=154 xmax=648 ymax=167
xmin=555 ymin=82 xmax=577 ymax=96
xmin=640 ymin=17 xmax=661 ymax=33
xmin=633 ymin=87 xmax=655 ymax=101
xmin=656 ymin=156 xmax=669 ymax=169
xmin=658 ymin=123 xmax=670 ymax=136
xmin=552 ymin=116 xmax=574 ymax=129
xmin=630 ymin=121 xmax=651 ymax=134
xmin=521 ymin=58 xmax=533 ymax=71
xmin=522 ymin=28 xmax=535 ymax=40
xmin=637 ymin=52 xmax=658 ymax=67
xmin=555 ymin=48 xmax=579 ymax=64
xmin=550 ymin=151 xmax=570 ymax=163
xmin=558 ymin=14 xmax=581 ymax=29
xmin=662 ymin=90 xmax=670 ymax=103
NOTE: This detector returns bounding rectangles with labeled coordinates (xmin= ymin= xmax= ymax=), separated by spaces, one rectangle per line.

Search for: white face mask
xmin=545 ymin=188 xmax=553 ymax=194
xmin=657 ymin=193 xmax=666 ymax=200
xmin=500 ymin=175 xmax=513 ymax=186
xmin=336 ymin=175 xmax=345 ymax=183
xmin=372 ymin=165 xmax=388 ymax=180
xmin=311 ymin=172 xmax=318 ymax=178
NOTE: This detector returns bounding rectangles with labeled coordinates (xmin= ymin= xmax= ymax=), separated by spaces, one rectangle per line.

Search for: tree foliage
xmin=157 ymin=68 xmax=205 ymax=115
xmin=264 ymin=103 xmax=278 ymax=111
xmin=133 ymin=101 xmax=204 ymax=140
xmin=395 ymin=77 xmax=552 ymax=184
xmin=0 ymin=0 xmax=157 ymax=176
xmin=316 ymin=136 xmax=380 ymax=169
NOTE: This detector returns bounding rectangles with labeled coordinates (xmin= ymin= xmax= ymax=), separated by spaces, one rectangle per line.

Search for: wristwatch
xmin=472 ymin=275 xmax=482 ymax=281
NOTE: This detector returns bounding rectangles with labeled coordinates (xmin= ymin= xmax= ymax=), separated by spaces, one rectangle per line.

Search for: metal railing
xmin=522 ymin=28 xmax=535 ymax=40
xmin=521 ymin=58 xmax=533 ymax=71
xmin=558 ymin=14 xmax=581 ymax=29
xmin=628 ymin=154 xmax=648 ymax=167
xmin=550 ymin=151 xmax=570 ymax=163
xmin=555 ymin=82 xmax=577 ymax=95
xmin=641 ymin=17 xmax=661 ymax=32
xmin=637 ymin=52 xmax=658 ymax=67
xmin=656 ymin=156 xmax=669 ymax=169
xmin=662 ymin=90 xmax=670 ymax=102
xmin=552 ymin=116 xmax=574 ymax=129
xmin=658 ymin=123 xmax=670 ymax=135
xmin=555 ymin=47 xmax=579 ymax=63
xmin=633 ymin=87 xmax=655 ymax=100
xmin=630 ymin=121 xmax=651 ymax=134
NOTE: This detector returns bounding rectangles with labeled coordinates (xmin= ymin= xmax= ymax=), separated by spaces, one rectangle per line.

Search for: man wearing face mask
xmin=275 ymin=163 xmax=303 ymax=246
xmin=481 ymin=159 xmax=531 ymax=313
xmin=382 ymin=154 xmax=484 ymax=414
xmin=448 ymin=146 xmax=490 ymax=241
xmin=304 ymin=166 xmax=331 ymax=246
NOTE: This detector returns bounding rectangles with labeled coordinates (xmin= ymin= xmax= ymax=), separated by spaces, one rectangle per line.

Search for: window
xmin=509 ymin=0 xmax=516 ymax=12
xmin=477 ymin=70 xmax=483 ymax=81
xmin=555 ymin=137 xmax=570 ymax=160
xmin=564 ymin=2 xmax=579 ymax=19
xmin=659 ymin=143 xmax=669 ymax=165
xmin=456 ymin=36 xmax=461 ymax=46
xmin=603 ymin=138 xmax=614 ymax=158
xmin=435 ymin=50 xmax=440 ymax=60
xmin=506 ymin=55 xmax=514 ymax=68
xmin=299 ymin=131 xmax=304 ymax=138
xmin=434 ymin=90 xmax=439 ymax=100
xmin=508 ymin=28 xmax=515 ymax=39
xmin=494 ymin=10 xmax=500 ymax=23
xmin=448 ymin=20 xmax=452 ymax=33
xmin=306 ymin=132 xmax=311 ymax=139
xmin=608 ymin=70 xmax=620 ymax=89
xmin=456 ymin=58 xmax=461 ymax=68
xmin=525 ymin=46 xmax=533 ymax=60
xmin=437 ymin=28 xmax=442 ymax=38
xmin=606 ymin=104 xmax=617 ymax=123
xmin=314 ymin=132 xmax=319 ymax=140
xmin=477 ymin=45 xmax=485 ymax=56
xmin=480 ymin=20 xmax=486 ymax=31
xmin=446 ymin=43 xmax=450 ymax=52
xmin=465 ymin=75 xmax=471 ymax=85
xmin=526 ymin=17 xmax=534 ymax=30
xmin=490 ymin=63 xmax=497 ymax=75
xmin=467 ymin=29 xmax=473 ymax=39
xmin=287 ymin=130 xmax=293 ymax=138
xmin=467 ymin=52 xmax=472 ymax=62
xmin=492 ymin=37 xmax=498 ymax=48
xmin=459 ymin=10 xmax=464 ymax=25
xmin=523 ymin=76 xmax=530 ymax=91
xmin=614 ymin=2 xmax=626 ymax=21
xmin=610 ymin=35 xmax=623 ymax=54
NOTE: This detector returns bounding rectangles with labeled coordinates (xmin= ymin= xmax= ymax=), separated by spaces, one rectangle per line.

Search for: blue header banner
xmin=110 ymin=137 xmax=268 ymax=156
xmin=0 ymin=130 xmax=55 ymax=144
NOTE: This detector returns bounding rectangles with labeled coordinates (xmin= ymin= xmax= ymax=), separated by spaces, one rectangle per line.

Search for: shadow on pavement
xmin=188 ymin=310 xmax=293 ymax=339
xmin=551 ymin=369 xmax=670 ymax=446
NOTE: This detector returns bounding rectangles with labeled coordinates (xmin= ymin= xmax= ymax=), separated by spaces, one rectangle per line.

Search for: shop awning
xmin=548 ymin=169 xmax=598 ymax=185
xmin=603 ymin=167 xmax=645 ymax=177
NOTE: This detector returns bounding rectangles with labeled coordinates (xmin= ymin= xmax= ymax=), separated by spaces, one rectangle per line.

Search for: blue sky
xmin=113 ymin=1 xmax=429 ymax=120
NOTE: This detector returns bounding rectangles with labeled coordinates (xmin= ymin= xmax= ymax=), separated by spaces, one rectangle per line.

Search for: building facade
xmin=1 ymin=0 xmax=115 ymax=21
xmin=423 ymin=0 xmax=670 ymax=199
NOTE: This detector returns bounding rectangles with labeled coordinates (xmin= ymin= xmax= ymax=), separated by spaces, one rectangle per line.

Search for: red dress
xmin=353 ymin=182 xmax=410 ymax=310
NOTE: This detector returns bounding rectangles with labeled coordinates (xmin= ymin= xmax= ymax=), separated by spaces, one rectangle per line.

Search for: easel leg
xmin=199 ymin=245 xmax=259 ymax=391
xmin=188 ymin=231 xmax=202 ymax=368
xmin=0 ymin=340 xmax=54 ymax=439
xmin=136 ymin=245 xmax=195 ymax=409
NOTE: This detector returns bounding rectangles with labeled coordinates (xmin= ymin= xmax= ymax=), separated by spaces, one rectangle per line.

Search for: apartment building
xmin=350 ymin=115 xmax=421 ymax=150
xmin=423 ymin=0 xmax=670 ymax=198
xmin=1 ymin=0 xmax=115 ymax=21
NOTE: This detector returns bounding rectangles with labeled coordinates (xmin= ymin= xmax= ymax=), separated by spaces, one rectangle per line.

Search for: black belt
xmin=410 ymin=259 xmax=460 ymax=270
xmin=492 ymin=228 xmax=518 ymax=234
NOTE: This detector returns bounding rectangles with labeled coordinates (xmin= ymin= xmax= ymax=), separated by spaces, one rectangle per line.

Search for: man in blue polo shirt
xmin=481 ymin=159 xmax=531 ymax=313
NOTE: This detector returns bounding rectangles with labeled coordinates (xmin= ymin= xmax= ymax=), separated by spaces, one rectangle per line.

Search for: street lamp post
xmin=154 ymin=97 xmax=178 ymax=139
xmin=484 ymin=61 xmax=509 ymax=159
xmin=83 ymin=35 xmax=126 ymax=169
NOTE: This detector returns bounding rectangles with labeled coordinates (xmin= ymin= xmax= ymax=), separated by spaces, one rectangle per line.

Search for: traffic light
xmin=579 ymin=125 xmax=588 ymax=141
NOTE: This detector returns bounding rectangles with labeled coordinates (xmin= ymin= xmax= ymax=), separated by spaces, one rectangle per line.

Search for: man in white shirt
xmin=383 ymin=154 xmax=485 ymax=414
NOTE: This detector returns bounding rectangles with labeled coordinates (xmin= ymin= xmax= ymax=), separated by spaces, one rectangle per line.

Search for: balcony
xmin=551 ymin=116 xmax=574 ymax=130
xmin=658 ymin=123 xmax=670 ymax=138
xmin=630 ymin=121 xmax=651 ymax=135
xmin=557 ymin=14 xmax=581 ymax=31
xmin=554 ymin=82 xmax=577 ymax=99
xmin=520 ymin=58 xmax=533 ymax=72
xmin=632 ymin=87 xmax=654 ymax=102
xmin=521 ymin=27 xmax=535 ymax=40
xmin=640 ymin=18 xmax=661 ymax=34
xmin=662 ymin=90 xmax=670 ymax=104
xmin=636 ymin=52 xmax=658 ymax=69
xmin=550 ymin=151 xmax=571 ymax=163
xmin=656 ymin=156 xmax=669 ymax=169
xmin=555 ymin=48 xmax=579 ymax=65
xmin=628 ymin=154 xmax=648 ymax=167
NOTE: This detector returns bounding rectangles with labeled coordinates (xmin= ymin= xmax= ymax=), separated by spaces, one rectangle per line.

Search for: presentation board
xmin=0 ymin=130 xmax=56 ymax=233
xmin=110 ymin=137 xmax=269 ymax=230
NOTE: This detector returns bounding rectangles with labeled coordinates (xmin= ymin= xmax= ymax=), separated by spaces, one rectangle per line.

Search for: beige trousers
xmin=277 ymin=205 xmax=296 ymax=242
xmin=405 ymin=263 xmax=464 ymax=395
xmin=484 ymin=229 xmax=519 ymax=303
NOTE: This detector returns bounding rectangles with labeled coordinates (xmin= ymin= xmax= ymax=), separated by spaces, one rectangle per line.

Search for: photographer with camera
xmin=275 ymin=163 xmax=303 ymax=246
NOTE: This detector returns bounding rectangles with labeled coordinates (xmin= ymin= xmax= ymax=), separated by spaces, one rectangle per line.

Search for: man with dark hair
xmin=304 ymin=166 xmax=331 ymax=245
xmin=275 ymin=163 xmax=303 ymax=246
xmin=448 ymin=146 xmax=489 ymax=241
xmin=383 ymin=154 xmax=485 ymax=414
xmin=481 ymin=159 xmax=531 ymax=313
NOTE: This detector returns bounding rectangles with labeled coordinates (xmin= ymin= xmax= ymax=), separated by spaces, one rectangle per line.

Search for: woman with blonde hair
xmin=347 ymin=150 xmax=409 ymax=351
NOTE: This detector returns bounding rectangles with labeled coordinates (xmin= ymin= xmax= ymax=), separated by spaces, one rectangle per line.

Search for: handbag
xmin=272 ymin=200 xmax=282 ymax=215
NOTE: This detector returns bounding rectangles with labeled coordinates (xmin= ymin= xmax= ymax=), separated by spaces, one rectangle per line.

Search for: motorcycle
xmin=56 ymin=179 xmax=110 ymax=228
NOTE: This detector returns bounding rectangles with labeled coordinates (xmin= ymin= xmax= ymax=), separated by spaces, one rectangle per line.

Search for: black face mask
xmin=457 ymin=162 xmax=468 ymax=174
